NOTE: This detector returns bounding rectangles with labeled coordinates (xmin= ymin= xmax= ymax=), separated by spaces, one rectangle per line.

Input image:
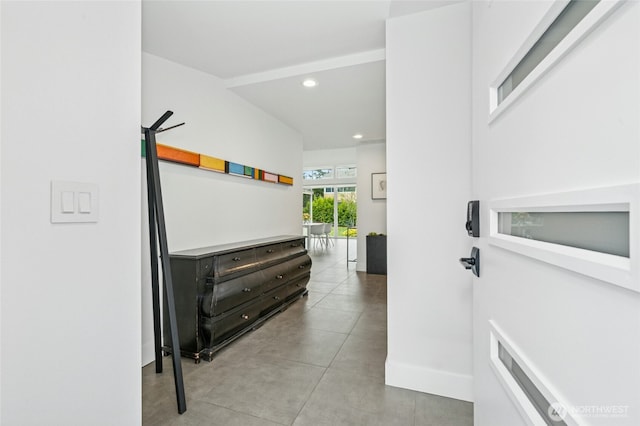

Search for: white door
xmin=471 ymin=1 xmax=639 ymax=425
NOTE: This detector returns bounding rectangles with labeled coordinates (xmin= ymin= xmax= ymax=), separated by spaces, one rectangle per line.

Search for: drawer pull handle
xmin=273 ymin=296 xmax=280 ymax=301
xmin=242 ymin=287 xmax=251 ymax=292
xmin=298 ymin=265 xmax=306 ymax=269
xmin=267 ymin=249 xmax=275 ymax=253
xmin=241 ymin=314 xmax=250 ymax=320
xmin=276 ymin=274 xmax=284 ymax=279
xmin=232 ymin=257 xmax=241 ymax=261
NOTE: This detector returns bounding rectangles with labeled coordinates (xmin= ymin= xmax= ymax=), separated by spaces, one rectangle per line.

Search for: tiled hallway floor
xmin=142 ymin=239 xmax=473 ymax=425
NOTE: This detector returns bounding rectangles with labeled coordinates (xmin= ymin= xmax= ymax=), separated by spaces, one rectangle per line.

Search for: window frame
xmin=489 ymin=184 xmax=640 ymax=293
xmin=488 ymin=0 xmax=624 ymax=123
xmin=489 ymin=321 xmax=579 ymax=426
xmin=302 ymin=167 xmax=334 ymax=181
xmin=335 ymin=165 xmax=357 ymax=179
xmin=303 ymin=165 xmax=357 ymax=182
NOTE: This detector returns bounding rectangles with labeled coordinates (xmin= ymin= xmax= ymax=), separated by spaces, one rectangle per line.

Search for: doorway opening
xmin=302 ymin=185 xmax=357 ymax=239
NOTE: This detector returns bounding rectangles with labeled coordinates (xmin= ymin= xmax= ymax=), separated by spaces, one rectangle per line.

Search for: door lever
xmin=459 ymin=247 xmax=480 ymax=277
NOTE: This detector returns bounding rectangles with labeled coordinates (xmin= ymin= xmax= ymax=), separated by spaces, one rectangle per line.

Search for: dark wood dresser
xmin=163 ymin=235 xmax=311 ymax=362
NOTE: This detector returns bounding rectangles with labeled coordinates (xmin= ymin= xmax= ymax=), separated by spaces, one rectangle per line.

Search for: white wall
xmin=385 ymin=2 xmax=473 ymax=401
xmin=356 ymin=142 xmax=387 ymax=271
xmin=0 ymin=2 xmax=3 ymax=419
xmin=141 ymin=53 xmax=304 ymax=365
xmin=1 ymin=2 xmax=141 ymax=424
xmin=143 ymin=53 xmax=303 ymax=251
xmin=303 ymin=147 xmax=356 ymax=169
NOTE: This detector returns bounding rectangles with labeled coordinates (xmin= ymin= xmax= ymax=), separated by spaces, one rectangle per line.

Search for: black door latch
xmin=459 ymin=247 xmax=480 ymax=277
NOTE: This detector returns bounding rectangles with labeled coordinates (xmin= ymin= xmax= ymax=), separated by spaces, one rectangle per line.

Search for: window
xmin=303 ymin=168 xmax=333 ymax=180
xmin=301 ymin=185 xmax=357 ymax=236
xmin=489 ymin=0 xmax=623 ymax=119
xmin=303 ymin=166 xmax=356 ymax=181
xmin=497 ymin=0 xmax=600 ymax=105
xmin=337 ymin=186 xmax=356 ymax=193
xmin=335 ymin=166 xmax=357 ymax=179
xmin=498 ymin=342 xmax=567 ymax=426
xmin=489 ymin=184 xmax=639 ymax=293
xmin=490 ymin=322 xmax=573 ymax=425
xmin=498 ymin=211 xmax=629 ymax=257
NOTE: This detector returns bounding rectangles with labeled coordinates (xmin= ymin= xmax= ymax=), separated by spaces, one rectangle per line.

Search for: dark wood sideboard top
xmin=170 ymin=235 xmax=306 ymax=259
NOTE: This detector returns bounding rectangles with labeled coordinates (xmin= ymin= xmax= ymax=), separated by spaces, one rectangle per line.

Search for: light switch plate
xmin=51 ymin=181 xmax=99 ymax=223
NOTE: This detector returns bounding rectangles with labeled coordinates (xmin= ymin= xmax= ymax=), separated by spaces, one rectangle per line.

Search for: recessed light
xmin=352 ymin=134 xmax=363 ymax=140
xmin=302 ymin=78 xmax=318 ymax=88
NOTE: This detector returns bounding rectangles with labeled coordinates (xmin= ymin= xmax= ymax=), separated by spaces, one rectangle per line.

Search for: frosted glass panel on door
xmin=498 ymin=212 xmax=629 ymax=257
xmin=498 ymin=342 xmax=568 ymax=426
xmin=497 ymin=0 xmax=600 ymax=104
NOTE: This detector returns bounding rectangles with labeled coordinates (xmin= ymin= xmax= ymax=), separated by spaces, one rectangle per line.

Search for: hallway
xmin=142 ymin=239 xmax=473 ymax=425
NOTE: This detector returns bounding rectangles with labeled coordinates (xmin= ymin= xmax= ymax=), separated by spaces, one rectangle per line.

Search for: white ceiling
xmin=142 ymin=0 xmax=459 ymax=151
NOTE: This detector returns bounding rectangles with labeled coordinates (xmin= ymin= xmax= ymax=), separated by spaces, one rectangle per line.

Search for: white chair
xmin=309 ymin=224 xmax=327 ymax=250
xmin=323 ymin=223 xmax=334 ymax=247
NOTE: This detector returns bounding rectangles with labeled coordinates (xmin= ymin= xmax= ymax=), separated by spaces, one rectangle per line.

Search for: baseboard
xmin=385 ymin=358 xmax=474 ymax=402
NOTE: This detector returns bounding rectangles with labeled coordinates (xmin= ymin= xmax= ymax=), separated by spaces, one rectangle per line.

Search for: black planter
xmin=366 ymin=235 xmax=387 ymax=275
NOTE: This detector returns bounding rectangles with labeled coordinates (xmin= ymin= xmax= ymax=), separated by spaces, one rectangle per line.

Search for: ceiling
xmin=142 ymin=1 xmax=459 ymax=151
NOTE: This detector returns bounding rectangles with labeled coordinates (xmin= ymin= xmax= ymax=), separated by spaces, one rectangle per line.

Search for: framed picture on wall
xmin=371 ymin=172 xmax=387 ymax=200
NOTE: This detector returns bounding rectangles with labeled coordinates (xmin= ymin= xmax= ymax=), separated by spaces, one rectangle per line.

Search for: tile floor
xmin=142 ymin=239 xmax=473 ymax=425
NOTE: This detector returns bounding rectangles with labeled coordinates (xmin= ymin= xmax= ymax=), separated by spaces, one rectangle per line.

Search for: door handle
xmin=459 ymin=247 xmax=480 ymax=277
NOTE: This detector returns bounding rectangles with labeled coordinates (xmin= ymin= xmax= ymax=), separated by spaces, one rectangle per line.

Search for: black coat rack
xmin=142 ymin=111 xmax=187 ymax=414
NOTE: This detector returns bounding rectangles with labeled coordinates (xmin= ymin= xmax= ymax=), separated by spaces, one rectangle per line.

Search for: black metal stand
xmin=347 ymin=226 xmax=357 ymax=266
xmin=142 ymin=111 xmax=187 ymax=414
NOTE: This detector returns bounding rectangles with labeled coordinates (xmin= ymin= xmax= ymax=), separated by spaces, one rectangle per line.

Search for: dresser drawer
xmin=290 ymin=255 xmax=312 ymax=280
xmin=287 ymin=275 xmax=310 ymax=298
xmin=202 ymin=270 xmax=263 ymax=316
xmin=200 ymin=302 xmax=262 ymax=347
xmin=255 ymin=240 xmax=306 ymax=264
xmin=262 ymin=255 xmax=312 ymax=293
xmin=254 ymin=243 xmax=284 ymax=264
xmin=262 ymin=275 xmax=309 ymax=314
xmin=215 ymin=248 xmax=257 ymax=278
xmin=281 ymin=239 xmax=306 ymax=257
xmin=261 ymin=262 xmax=289 ymax=294
xmin=261 ymin=282 xmax=295 ymax=315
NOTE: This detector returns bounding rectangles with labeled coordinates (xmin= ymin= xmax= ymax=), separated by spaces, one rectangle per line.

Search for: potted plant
xmin=366 ymin=232 xmax=387 ymax=275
